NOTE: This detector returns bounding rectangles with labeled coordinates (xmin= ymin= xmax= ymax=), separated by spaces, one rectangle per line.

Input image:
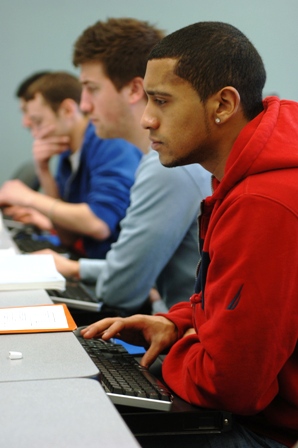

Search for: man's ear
xmin=125 ymin=77 xmax=145 ymax=104
xmin=212 ymin=87 xmax=241 ymax=124
xmin=58 ymin=98 xmax=78 ymax=117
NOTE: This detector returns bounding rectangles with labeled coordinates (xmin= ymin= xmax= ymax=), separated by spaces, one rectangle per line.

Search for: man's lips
xmin=149 ymin=137 xmax=163 ymax=150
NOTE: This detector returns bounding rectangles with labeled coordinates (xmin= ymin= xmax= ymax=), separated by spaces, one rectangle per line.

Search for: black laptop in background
xmin=48 ymin=277 xmax=132 ymax=327
xmin=4 ymin=220 xmax=95 ymax=305
xmin=3 ymin=219 xmax=104 ymax=317
xmin=10 ymin=224 xmax=79 ymax=258
xmin=47 ymin=277 xmax=101 ymax=311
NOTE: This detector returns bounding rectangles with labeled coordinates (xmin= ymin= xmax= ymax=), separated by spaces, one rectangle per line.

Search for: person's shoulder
xmin=178 ymin=164 xmax=212 ymax=196
xmin=84 ymin=122 xmax=138 ymax=148
xmin=136 ymin=150 xmax=212 ymax=196
xmin=104 ymin=137 xmax=141 ymax=152
xmin=180 ymin=163 xmax=211 ymax=182
xmin=95 ymin=135 xmax=142 ymax=157
xmin=84 ymin=122 xmax=99 ymax=142
xmin=84 ymin=127 xmax=141 ymax=159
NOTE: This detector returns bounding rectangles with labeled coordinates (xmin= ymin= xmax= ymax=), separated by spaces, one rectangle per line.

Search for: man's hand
xmin=0 ymin=179 xmax=35 ymax=207
xmin=32 ymin=124 xmax=70 ymax=171
xmin=32 ymin=249 xmax=80 ymax=278
xmin=183 ymin=328 xmax=196 ymax=337
xmin=81 ymin=314 xmax=178 ymax=368
xmin=3 ymin=205 xmax=53 ymax=230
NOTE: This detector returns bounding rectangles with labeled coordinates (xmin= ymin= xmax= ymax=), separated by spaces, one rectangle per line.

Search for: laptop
xmin=47 ymin=278 xmax=127 ymax=329
xmin=11 ymin=225 xmax=79 ymax=258
xmin=3 ymin=218 xmax=79 ymax=259
xmin=47 ymin=277 xmax=103 ymax=311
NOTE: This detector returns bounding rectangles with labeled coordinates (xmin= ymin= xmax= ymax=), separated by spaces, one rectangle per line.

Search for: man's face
xmin=142 ymin=58 xmax=216 ymax=168
xmin=19 ymin=98 xmax=32 ymax=129
xmin=25 ymin=93 xmax=67 ymax=138
xmin=79 ymin=61 xmax=132 ymax=139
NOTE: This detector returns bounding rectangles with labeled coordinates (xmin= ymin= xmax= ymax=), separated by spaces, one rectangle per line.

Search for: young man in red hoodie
xmin=79 ymin=22 xmax=298 ymax=448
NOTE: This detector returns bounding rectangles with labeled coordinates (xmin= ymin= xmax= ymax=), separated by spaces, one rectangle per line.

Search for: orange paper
xmin=0 ymin=303 xmax=77 ymax=334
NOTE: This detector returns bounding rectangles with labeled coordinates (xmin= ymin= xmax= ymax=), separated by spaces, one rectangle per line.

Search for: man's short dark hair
xmin=73 ymin=17 xmax=165 ymax=90
xmin=148 ymin=21 xmax=266 ymax=120
xmin=15 ymin=71 xmax=51 ymax=98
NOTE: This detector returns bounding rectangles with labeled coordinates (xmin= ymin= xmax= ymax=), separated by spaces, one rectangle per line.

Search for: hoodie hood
xmin=211 ymin=96 xmax=298 ymax=201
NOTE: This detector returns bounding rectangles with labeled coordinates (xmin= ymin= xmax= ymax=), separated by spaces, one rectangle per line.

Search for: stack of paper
xmin=0 ymin=304 xmax=76 ymax=333
xmin=0 ymin=254 xmax=65 ymax=291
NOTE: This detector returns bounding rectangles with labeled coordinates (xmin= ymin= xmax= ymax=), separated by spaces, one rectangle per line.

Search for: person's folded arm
xmin=0 ymin=180 xmax=111 ymax=240
xmin=31 ymin=194 xmax=111 ymax=240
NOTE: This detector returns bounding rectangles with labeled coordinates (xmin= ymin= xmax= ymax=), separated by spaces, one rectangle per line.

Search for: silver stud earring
xmin=215 ymin=117 xmax=221 ymax=124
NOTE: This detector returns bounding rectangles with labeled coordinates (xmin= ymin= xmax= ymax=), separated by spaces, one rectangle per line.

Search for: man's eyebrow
xmin=80 ymin=80 xmax=97 ymax=85
xmin=145 ymin=89 xmax=172 ymax=97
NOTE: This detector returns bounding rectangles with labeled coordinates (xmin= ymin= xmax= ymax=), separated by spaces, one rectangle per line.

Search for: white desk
xmin=0 ymin=288 xmax=53 ymax=307
xmin=0 ymin=222 xmax=18 ymax=250
xmin=0 ymin=223 xmax=139 ymax=447
xmin=0 ymin=378 xmax=140 ymax=448
xmin=0 ymin=331 xmax=99 ymax=382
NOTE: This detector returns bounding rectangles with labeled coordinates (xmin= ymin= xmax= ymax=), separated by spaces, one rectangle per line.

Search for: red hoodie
xmin=160 ymin=97 xmax=298 ymax=446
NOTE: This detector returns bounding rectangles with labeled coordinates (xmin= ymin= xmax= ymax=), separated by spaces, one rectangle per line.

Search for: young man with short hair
xmin=16 ymin=70 xmax=51 ymax=129
xmin=41 ymin=18 xmax=212 ymax=315
xmin=0 ymin=71 xmax=142 ymax=259
xmin=82 ymin=22 xmax=298 ymax=447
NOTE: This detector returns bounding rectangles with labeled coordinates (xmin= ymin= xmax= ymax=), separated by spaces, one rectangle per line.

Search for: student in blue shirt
xmin=0 ymin=72 xmax=142 ymax=258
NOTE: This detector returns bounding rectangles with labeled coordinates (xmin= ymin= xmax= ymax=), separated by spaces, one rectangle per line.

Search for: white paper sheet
xmin=0 ymin=304 xmax=68 ymax=331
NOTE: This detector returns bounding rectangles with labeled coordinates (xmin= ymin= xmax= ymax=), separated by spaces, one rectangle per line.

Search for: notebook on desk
xmin=74 ymin=329 xmax=233 ymax=436
xmin=0 ymin=254 xmax=65 ymax=291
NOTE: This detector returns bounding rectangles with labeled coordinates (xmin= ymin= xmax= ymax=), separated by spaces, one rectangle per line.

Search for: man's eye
xmin=154 ymin=98 xmax=166 ymax=105
xmin=87 ymin=86 xmax=98 ymax=93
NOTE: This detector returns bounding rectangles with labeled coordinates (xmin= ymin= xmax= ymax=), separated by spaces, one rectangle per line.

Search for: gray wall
xmin=1 ymin=0 xmax=297 ymax=185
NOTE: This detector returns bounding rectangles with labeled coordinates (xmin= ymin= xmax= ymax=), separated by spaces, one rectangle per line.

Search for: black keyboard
xmin=47 ymin=278 xmax=97 ymax=302
xmin=12 ymin=228 xmax=79 ymax=259
xmin=12 ymin=226 xmax=69 ymax=254
xmin=76 ymin=334 xmax=173 ymax=411
xmin=14 ymin=237 xmax=69 ymax=254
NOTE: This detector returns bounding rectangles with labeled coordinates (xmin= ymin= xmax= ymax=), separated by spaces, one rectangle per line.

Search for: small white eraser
xmin=8 ymin=351 xmax=23 ymax=360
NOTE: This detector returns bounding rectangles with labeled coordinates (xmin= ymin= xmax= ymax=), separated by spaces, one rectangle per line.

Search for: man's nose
xmin=80 ymin=90 xmax=92 ymax=114
xmin=140 ymin=105 xmax=158 ymax=130
xmin=22 ymin=115 xmax=32 ymax=129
